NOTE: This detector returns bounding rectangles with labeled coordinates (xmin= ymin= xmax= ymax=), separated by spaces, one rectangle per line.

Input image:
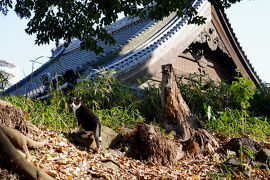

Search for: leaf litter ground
xmin=0 ymin=128 xmax=268 ymax=180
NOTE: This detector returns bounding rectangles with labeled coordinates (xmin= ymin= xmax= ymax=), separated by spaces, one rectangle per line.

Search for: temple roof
xmin=2 ymin=0 xmax=261 ymax=97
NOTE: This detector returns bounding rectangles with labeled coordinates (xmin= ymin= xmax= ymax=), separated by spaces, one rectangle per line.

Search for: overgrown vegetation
xmin=1 ymin=69 xmax=270 ymax=140
xmin=0 ymin=70 xmax=146 ymax=132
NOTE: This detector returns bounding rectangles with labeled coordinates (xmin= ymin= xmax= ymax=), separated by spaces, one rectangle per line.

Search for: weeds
xmin=204 ymin=105 xmax=270 ymax=139
xmin=230 ymin=68 xmax=255 ymax=134
xmin=0 ymin=69 xmax=144 ymax=132
xmin=138 ymin=83 xmax=162 ymax=123
xmin=0 ymin=68 xmax=269 ymax=140
xmin=178 ymin=74 xmax=235 ymax=119
xmin=250 ymin=83 xmax=270 ymax=118
xmin=96 ymin=105 xmax=144 ymax=131
xmin=74 ymin=69 xmax=137 ymax=110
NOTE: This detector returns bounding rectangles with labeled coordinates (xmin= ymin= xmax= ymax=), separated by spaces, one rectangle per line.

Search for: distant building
xmin=0 ymin=60 xmax=19 ymax=89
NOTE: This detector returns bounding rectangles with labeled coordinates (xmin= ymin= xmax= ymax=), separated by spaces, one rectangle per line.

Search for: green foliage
xmin=0 ymin=68 xmax=269 ymax=141
xmin=0 ymin=0 xmax=242 ymax=53
xmin=230 ymin=68 xmax=255 ymax=134
xmin=239 ymin=146 xmax=255 ymax=164
xmin=205 ymin=106 xmax=270 ymax=139
xmin=208 ymin=146 xmax=256 ymax=180
xmin=231 ymin=68 xmax=254 ymax=110
xmin=178 ymin=74 xmax=234 ymax=118
xmin=208 ymin=162 xmax=235 ymax=180
xmin=0 ymin=70 xmax=144 ymax=132
xmin=73 ymin=69 xmax=137 ymax=110
xmin=178 ymin=72 xmax=269 ymax=140
xmin=208 ymin=161 xmax=248 ymax=180
xmin=208 ymin=0 xmax=242 ymax=9
xmin=1 ymin=93 xmax=75 ymax=132
xmin=250 ymin=83 xmax=270 ymax=117
xmin=137 ymin=83 xmax=162 ymax=123
xmin=95 ymin=105 xmax=144 ymax=131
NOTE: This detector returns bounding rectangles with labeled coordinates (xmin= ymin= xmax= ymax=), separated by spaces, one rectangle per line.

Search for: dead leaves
xmin=28 ymin=128 xmax=214 ymax=179
xmin=2 ymin=128 xmax=268 ymax=179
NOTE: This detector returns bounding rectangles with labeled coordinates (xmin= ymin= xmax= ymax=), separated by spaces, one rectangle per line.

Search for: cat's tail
xmin=95 ymin=123 xmax=102 ymax=148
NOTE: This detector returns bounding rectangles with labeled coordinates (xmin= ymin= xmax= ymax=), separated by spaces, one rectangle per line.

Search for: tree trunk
xmin=160 ymin=64 xmax=195 ymax=141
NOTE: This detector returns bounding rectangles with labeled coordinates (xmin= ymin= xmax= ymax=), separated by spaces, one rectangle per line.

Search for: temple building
xmin=2 ymin=0 xmax=260 ymax=98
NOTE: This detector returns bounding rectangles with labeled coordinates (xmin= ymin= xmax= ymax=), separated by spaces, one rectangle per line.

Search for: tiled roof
xmin=2 ymin=17 xmax=155 ymax=96
xmin=2 ymin=0 xmax=260 ymax=97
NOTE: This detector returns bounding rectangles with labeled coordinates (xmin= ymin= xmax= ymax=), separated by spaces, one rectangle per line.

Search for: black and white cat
xmin=70 ymin=96 xmax=102 ymax=149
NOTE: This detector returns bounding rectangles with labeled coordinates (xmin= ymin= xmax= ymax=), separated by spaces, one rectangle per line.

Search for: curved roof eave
xmin=1 ymin=15 xmax=154 ymax=96
xmin=3 ymin=0 xmax=233 ymax=96
xmin=211 ymin=5 xmax=261 ymax=86
xmin=86 ymin=0 xmax=206 ymax=79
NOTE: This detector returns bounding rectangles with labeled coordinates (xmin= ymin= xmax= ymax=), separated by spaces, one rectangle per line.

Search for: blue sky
xmin=0 ymin=0 xmax=269 ymax=84
xmin=0 ymin=10 xmax=52 ymax=83
xmin=225 ymin=0 xmax=270 ymax=84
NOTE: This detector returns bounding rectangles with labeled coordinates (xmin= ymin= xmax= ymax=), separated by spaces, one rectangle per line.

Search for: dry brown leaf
xmin=46 ymin=170 xmax=58 ymax=178
xmin=67 ymin=175 xmax=72 ymax=180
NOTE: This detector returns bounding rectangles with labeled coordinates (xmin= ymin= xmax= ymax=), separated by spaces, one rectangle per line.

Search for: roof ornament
xmin=194 ymin=22 xmax=230 ymax=57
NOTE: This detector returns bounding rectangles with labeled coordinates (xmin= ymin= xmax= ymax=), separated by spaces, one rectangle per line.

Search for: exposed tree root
xmin=134 ymin=122 xmax=185 ymax=166
xmin=0 ymin=100 xmax=53 ymax=180
xmin=0 ymin=128 xmax=54 ymax=180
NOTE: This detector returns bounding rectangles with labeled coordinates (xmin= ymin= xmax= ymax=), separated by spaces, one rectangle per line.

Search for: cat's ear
xmin=78 ymin=97 xmax=81 ymax=101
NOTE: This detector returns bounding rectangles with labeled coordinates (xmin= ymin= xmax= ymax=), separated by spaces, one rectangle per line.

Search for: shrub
xmin=178 ymin=74 xmax=235 ymax=119
xmin=73 ymin=69 xmax=137 ymax=110
xmin=250 ymin=83 xmax=270 ymax=118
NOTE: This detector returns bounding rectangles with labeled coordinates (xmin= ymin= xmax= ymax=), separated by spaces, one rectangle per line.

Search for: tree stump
xmin=0 ymin=100 xmax=39 ymax=136
xmin=160 ymin=64 xmax=196 ymax=141
xmin=160 ymin=64 xmax=219 ymax=156
xmin=122 ymin=64 xmax=219 ymax=166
